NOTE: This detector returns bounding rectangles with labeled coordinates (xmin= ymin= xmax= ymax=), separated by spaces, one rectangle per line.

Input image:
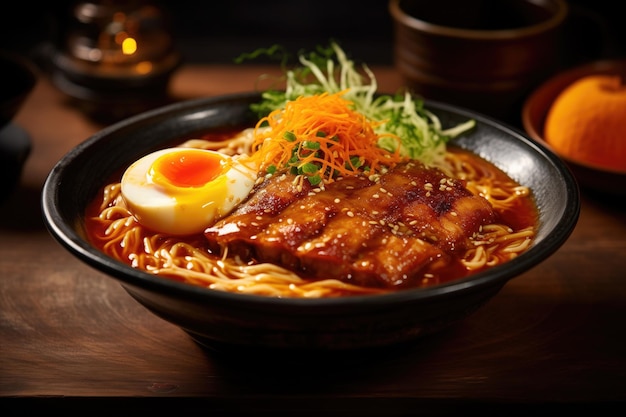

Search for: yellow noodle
xmin=85 ymin=133 xmax=536 ymax=298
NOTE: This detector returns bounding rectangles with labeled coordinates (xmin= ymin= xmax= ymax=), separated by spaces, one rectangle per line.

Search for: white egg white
xmin=120 ymin=147 xmax=257 ymax=235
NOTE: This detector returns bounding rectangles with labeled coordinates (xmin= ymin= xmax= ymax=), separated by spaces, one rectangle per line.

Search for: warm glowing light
xmin=136 ymin=61 xmax=153 ymax=75
xmin=122 ymin=37 xmax=137 ymax=55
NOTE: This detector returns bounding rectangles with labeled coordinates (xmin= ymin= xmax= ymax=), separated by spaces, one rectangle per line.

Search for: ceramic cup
xmin=389 ymin=0 xmax=568 ymax=124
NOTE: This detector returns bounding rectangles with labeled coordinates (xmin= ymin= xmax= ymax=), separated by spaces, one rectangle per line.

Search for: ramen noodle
xmin=85 ymin=127 xmax=537 ymax=298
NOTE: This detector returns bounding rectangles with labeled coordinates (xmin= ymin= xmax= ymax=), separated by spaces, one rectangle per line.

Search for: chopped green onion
xmin=348 ymin=156 xmax=362 ymax=169
xmin=300 ymin=162 xmax=320 ymax=174
xmin=242 ymin=41 xmax=475 ymax=167
xmin=304 ymin=141 xmax=320 ymax=150
xmin=284 ymin=131 xmax=297 ymax=142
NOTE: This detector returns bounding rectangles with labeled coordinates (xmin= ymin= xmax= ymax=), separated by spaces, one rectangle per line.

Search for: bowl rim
xmin=42 ymin=91 xmax=580 ymax=311
xmin=388 ymin=0 xmax=569 ymax=40
xmin=522 ymin=58 xmax=626 ymax=176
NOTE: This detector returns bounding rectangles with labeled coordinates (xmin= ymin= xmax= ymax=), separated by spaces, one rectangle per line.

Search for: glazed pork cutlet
xmin=204 ymin=161 xmax=496 ymax=289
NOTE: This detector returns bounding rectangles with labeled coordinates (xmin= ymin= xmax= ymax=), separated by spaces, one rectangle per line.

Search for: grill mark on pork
xmin=204 ymin=162 xmax=496 ymax=288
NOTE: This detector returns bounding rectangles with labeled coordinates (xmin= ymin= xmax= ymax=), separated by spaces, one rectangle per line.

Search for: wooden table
xmin=2 ymin=64 xmax=625 ymax=414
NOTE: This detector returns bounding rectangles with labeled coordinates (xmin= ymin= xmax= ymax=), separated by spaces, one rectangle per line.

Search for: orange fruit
xmin=543 ymin=75 xmax=626 ymax=172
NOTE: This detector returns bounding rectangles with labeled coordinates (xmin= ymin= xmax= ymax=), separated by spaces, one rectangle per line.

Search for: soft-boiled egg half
xmin=120 ymin=147 xmax=258 ymax=235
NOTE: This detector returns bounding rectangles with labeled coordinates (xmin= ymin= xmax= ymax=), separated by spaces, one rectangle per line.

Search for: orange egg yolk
xmin=150 ymin=150 xmax=224 ymax=188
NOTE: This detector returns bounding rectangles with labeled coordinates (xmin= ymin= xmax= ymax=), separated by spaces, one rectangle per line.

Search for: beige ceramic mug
xmin=389 ymin=0 xmax=568 ymax=124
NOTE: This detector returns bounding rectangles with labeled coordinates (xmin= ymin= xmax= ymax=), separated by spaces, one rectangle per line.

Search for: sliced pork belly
xmin=204 ymin=162 xmax=496 ymax=288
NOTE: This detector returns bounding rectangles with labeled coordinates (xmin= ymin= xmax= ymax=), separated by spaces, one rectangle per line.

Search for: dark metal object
xmin=51 ymin=1 xmax=181 ymax=122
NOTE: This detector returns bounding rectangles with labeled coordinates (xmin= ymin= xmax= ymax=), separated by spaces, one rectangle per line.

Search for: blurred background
xmin=1 ymin=0 xmax=623 ymax=69
xmin=1 ymin=0 xmax=394 ymax=68
xmin=0 ymin=0 xmax=623 ymax=129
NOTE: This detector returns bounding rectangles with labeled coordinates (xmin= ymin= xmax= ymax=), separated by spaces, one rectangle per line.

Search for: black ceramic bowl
xmin=42 ymin=92 xmax=580 ymax=352
xmin=1 ymin=51 xmax=37 ymax=200
xmin=0 ymin=51 xmax=37 ymax=128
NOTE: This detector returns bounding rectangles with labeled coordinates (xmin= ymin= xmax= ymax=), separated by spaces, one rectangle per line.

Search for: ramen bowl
xmin=522 ymin=59 xmax=626 ymax=195
xmin=42 ymin=92 xmax=579 ymax=352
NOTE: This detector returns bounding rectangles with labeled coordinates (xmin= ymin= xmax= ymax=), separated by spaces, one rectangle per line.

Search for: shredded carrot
xmin=251 ymin=90 xmax=405 ymax=184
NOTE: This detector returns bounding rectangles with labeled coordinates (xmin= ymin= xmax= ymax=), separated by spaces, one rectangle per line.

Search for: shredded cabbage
xmin=237 ymin=42 xmax=475 ymax=166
